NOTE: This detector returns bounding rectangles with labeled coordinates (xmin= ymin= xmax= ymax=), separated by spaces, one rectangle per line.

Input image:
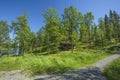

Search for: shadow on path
xmin=34 ymin=67 xmax=106 ymax=80
xmin=115 ymin=51 xmax=120 ymax=54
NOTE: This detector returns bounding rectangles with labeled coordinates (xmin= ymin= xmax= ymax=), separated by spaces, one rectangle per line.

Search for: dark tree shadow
xmin=34 ymin=67 xmax=106 ymax=80
xmin=108 ymin=45 xmax=120 ymax=51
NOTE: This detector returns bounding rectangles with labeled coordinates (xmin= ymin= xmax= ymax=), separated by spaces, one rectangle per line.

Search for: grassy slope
xmin=0 ymin=49 xmax=111 ymax=75
xmin=104 ymin=57 xmax=120 ymax=80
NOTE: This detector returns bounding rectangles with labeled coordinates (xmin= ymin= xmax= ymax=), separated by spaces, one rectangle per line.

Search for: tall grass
xmin=104 ymin=58 xmax=120 ymax=80
xmin=0 ymin=50 xmax=110 ymax=75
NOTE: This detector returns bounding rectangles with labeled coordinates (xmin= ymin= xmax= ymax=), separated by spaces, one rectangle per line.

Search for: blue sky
xmin=0 ymin=0 xmax=120 ymax=32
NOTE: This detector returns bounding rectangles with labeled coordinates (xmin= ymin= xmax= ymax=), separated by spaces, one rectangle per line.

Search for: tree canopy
xmin=0 ymin=6 xmax=120 ymax=55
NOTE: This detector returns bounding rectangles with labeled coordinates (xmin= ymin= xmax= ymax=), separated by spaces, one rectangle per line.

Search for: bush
xmin=104 ymin=58 xmax=120 ymax=80
xmin=2 ymin=51 xmax=10 ymax=56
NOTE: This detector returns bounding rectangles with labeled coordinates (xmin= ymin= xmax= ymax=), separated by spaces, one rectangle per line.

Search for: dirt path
xmin=94 ymin=51 xmax=120 ymax=71
xmin=0 ymin=70 xmax=30 ymax=80
xmin=0 ymin=51 xmax=120 ymax=80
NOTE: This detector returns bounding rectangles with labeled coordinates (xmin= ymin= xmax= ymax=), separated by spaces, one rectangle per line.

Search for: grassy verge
xmin=0 ymin=49 xmax=111 ymax=75
xmin=104 ymin=57 xmax=120 ymax=80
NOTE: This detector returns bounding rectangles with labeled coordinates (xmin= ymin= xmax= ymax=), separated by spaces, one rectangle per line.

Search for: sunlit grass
xmin=0 ymin=50 xmax=111 ymax=75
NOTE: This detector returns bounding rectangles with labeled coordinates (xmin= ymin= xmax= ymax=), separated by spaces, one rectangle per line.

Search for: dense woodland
xmin=0 ymin=6 xmax=120 ymax=55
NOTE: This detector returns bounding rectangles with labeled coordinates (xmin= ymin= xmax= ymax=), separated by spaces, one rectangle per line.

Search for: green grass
xmin=104 ymin=57 xmax=120 ymax=80
xmin=0 ymin=49 xmax=111 ymax=75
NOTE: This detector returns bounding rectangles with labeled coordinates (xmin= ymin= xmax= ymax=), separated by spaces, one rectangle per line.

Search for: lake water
xmin=2 ymin=49 xmax=19 ymax=55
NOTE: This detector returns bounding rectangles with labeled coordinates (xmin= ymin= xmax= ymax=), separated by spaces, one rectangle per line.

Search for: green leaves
xmin=104 ymin=58 xmax=120 ymax=80
xmin=0 ymin=21 xmax=10 ymax=43
xmin=0 ymin=21 xmax=10 ymax=55
xmin=40 ymin=8 xmax=62 ymax=53
xmin=62 ymin=6 xmax=82 ymax=52
xmin=12 ymin=16 xmax=36 ymax=54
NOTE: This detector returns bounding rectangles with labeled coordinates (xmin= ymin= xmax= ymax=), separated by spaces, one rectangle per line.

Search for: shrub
xmin=104 ymin=58 xmax=120 ymax=80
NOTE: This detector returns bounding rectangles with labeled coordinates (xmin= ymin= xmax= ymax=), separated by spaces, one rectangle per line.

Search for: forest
xmin=0 ymin=6 xmax=120 ymax=55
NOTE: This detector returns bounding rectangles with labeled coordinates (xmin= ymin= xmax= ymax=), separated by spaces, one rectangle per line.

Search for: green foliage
xmin=104 ymin=43 xmax=120 ymax=51
xmin=0 ymin=50 xmax=110 ymax=75
xmin=104 ymin=10 xmax=120 ymax=43
xmin=62 ymin=6 xmax=82 ymax=52
xmin=104 ymin=58 xmax=120 ymax=80
xmin=0 ymin=6 xmax=120 ymax=55
xmin=12 ymin=16 xmax=36 ymax=54
xmin=41 ymin=8 xmax=62 ymax=54
xmin=2 ymin=52 xmax=10 ymax=56
xmin=80 ymin=23 xmax=89 ymax=42
xmin=37 ymin=27 xmax=46 ymax=47
xmin=80 ymin=12 xmax=94 ymax=44
xmin=0 ymin=21 xmax=10 ymax=43
xmin=0 ymin=21 xmax=10 ymax=54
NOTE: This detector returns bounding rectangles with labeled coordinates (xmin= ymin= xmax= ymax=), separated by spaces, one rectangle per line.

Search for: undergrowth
xmin=0 ymin=50 xmax=111 ymax=75
xmin=104 ymin=57 xmax=120 ymax=80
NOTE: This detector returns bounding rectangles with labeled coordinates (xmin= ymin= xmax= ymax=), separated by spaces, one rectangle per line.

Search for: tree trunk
xmin=48 ymin=32 xmax=50 ymax=54
xmin=0 ymin=44 xmax=2 ymax=57
xmin=71 ymin=42 xmax=74 ymax=53
xmin=71 ymin=26 xmax=74 ymax=53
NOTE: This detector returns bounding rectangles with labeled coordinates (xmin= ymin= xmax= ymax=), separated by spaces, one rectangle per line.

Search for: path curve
xmin=32 ymin=51 xmax=120 ymax=80
xmin=94 ymin=51 xmax=120 ymax=71
xmin=0 ymin=51 xmax=120 ymax=80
